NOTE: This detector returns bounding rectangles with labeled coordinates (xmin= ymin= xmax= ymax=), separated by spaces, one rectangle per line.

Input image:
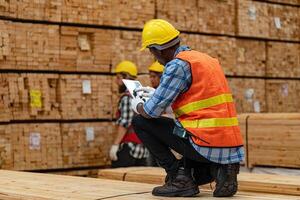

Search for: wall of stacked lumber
xmin=0 ymin=122 xmax=114 ymax=170
xmin=0 ymin=0 xmax=299 ymax=172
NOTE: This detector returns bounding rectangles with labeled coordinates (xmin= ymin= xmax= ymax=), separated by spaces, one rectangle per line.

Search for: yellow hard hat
xmin=148 ymin=61 xmax=164 ymax=73
xmin=141 ymin=19 xmax=180 ymax=51
xmin=115 ymin=60 xmax=138 ymax=77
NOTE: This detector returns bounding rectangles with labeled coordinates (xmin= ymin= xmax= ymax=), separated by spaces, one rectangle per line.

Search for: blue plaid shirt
xmin=144 ymin=45 xmax=244 ymax=164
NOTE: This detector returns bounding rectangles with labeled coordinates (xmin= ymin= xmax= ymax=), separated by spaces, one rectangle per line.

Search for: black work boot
xmin=211 ymin=163 xmax=240 ymax=197
xmin=152 ymin=167 xmax=199 ymax=197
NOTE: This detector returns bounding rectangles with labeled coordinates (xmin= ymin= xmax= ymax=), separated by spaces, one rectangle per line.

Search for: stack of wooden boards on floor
xmin=98 ymin=166 xmax=300 ymax=196
xmin=239 ymin=113 xmax=300 ymax=169
xmin=0 ymin=169 xmax=299 ymax=200
xmin=0 ymin=0 xmax=299 ymax=173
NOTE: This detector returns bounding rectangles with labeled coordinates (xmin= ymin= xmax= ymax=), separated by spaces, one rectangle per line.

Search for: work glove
xmin=131 ymin=96 xmax=145 ymax=114
xmin=135 ymin=86 xmax=155 ymax=98
xmin=109 ymin=144 xmax=119 ymax=161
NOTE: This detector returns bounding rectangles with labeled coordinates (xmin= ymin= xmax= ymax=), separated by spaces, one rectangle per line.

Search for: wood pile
xmin=0 ymin=170 xmax=299 ymax=200
xmin=0 ymin=21 xmax=60 ymax=71
xmin=156 ymin=0 xmax=235 ymax=34
xmin=7 ymin=73 xmax=61 ymax=120
xmin=260 ymin=0 xmax=300 ymax=5
xmin=266 ymin=80 xmax=300 ymax=112
xmin=59 ymin=75 xmax=113 ymax=120
xmin=98 ymin=166 xmax=300 ymax=196
xmin=10 ymin=123 xmax=63 ymax=170
xmin=228 ymin=78 xmax=266 ymax=113
xmin=61 ymin=122 xmax=114 ymax=168
xmin=246 ymin=114 xmax=300 ymax=168
xmin=0 ymin=74 xmax=11 ymax=122
xmin=237 ymin=0 xmax=299 ymax=41
xmin=266 ymin=42 xmax=300 ymax=78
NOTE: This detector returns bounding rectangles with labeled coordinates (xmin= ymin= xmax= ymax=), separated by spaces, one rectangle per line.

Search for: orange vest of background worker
xmin=109 ymin=60 xmax=149 ymax=168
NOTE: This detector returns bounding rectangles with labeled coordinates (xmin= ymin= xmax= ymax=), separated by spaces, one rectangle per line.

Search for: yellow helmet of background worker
xmin=115 ymin=60 xmax=138 ymax=77
xmin=148 ymin=61 xmax=164 ymax=73
xmin=141 ymin=19 xmax=180 ymax=50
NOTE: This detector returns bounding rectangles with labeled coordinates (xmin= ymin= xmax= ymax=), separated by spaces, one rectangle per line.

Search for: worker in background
xmin=131 ymin=19 xmax=244 ymax=197
xmin=109 ymin=60 xmax=149 ymax=168
xmin=148 ymin=61 xmax=164 ymax=89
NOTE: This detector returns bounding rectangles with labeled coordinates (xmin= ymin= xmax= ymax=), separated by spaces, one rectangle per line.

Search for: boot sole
xmin=152 ymin=187 xmax=199 ymax=197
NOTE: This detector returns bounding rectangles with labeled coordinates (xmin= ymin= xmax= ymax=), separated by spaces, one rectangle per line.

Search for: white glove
xmin=109 ymin=144 xmax=119 ymax=161
xmin=135 ymin=86 xmax=155 ymax=98
xmin=131 ymin=96 xmax=145 ymax=114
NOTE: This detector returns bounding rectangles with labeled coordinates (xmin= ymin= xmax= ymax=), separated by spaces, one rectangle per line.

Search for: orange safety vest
xmin=172 ymin=50 xmax=243 ymax=148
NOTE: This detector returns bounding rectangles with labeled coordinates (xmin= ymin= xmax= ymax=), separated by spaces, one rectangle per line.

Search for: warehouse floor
xmin=0 ymin=170 xmax=299 ymax=200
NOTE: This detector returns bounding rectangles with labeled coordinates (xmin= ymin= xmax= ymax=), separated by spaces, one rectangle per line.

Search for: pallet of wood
xmin=228 ymin=78 xmax=266 ymax=113
xmin=157 ymin=0 xmax=235 ymax=35
xmin=0 ymin=170 xmax=299 ymax=200
xmin=61 ymin=122 xmax=114 ymax=168
xmin=6 ymin=73 xmax=61 ymax=120
xmin=98 ymin=166 xmax=300 ymax=196
xmin=10 ymin=123 xmax=63 ymax=171
xmin=237 ymin=0 xmax=299 ymax=41
xmin=266 ymin=80 xmax=300 ymax=112
xmin=247 ymin=113 xmax=300 ymax=168
xmin=59 ymin=74 xmax=113 ymax=120
xmin=266 ymin=42 xmax=300 ymax=78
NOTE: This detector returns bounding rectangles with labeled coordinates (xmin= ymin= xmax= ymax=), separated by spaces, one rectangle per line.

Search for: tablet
xmin=122 ymin=79 xmax=143 ymax=98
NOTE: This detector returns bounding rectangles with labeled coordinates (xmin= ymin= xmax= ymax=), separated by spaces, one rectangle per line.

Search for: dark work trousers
xmin=132 ymin=115 xmax=213 ymax=175
xmin=111 ymin=143 xmax=147 ymax=168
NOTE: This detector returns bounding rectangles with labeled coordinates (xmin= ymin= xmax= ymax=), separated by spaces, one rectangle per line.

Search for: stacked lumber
xmin=0 ymin=74 xmax=11 ymax=122
xmin=61 ymin=122 xmax=114 ymax=168
xmin=61 ymin=0 xmax=155 ymax=28
xmin=228 ymin=78 xmax=266 ymax=113
xmin=237 ymin=0 xmax=300 ymax=41
xmin=268 ymin=4 xmax=299 ymax=41
xmin=237 ymin=0 xmax=270 ymax=38
xmin=0 ymin=125 xmax=12 ymax=169
xmin=59 ymin=75 xmax=113 ymax=119
xmin=156 ymin=0 xmax=235 ymax=34
xmin=137 ymin=75 xmax=151 ymax=87
xmin=0 ymin=21 xmax=60 ymax=71
xmin=7 ymin=73 xmax=61 ymax=120
xmin=98 ymin=166 xmax=300 ymax=196
xmin=266 ymin=80 xmax=300 ymax=112
xmin=48 ymin=168 xmax=101 ymax=178
xmin=111 ymin=31 xmax=153 ymax=74
xmin=247 ymin=114 xmax=300 ymax=168
xmin=266 ymin=42 xmax=300 ymax=78
xmin=0 ymin=170 xmax=299 ymax=200
xmin=0 ymin=1 xmax=61 ymax=21
xmin=60 ymin=26 xmax=112 ymax=72
xmin=235 ymin=39 xmax=266 ymax=77
xmin=10 ymin=123 xmax=63 ymax=170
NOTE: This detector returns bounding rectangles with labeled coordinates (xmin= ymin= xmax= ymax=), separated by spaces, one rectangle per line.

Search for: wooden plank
xmin=98 ymin=166 xmax=300 ymax=196
xmin=0 ymin=170 xmax=299 ymax=200
xmin=59 ymin=74 xmax=113 ymax=120
xmin=228 ymin=78 xmax=266 ymax=113
xmin=61 ymin=122 xmax=114 ymax=168
xmin=247 ymin=113 xmax=300 ymax=168
xmin=266 ymin=42 xmax=300 ymax=78
xmin=266 ymin=80 xmax=300 ymax=112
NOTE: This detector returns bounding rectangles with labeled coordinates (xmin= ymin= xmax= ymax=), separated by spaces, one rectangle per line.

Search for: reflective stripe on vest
xmin=180 ymin=117 xmax=239 ymax=129
xmin=174 ymin=93 xmax=233 ymax=117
